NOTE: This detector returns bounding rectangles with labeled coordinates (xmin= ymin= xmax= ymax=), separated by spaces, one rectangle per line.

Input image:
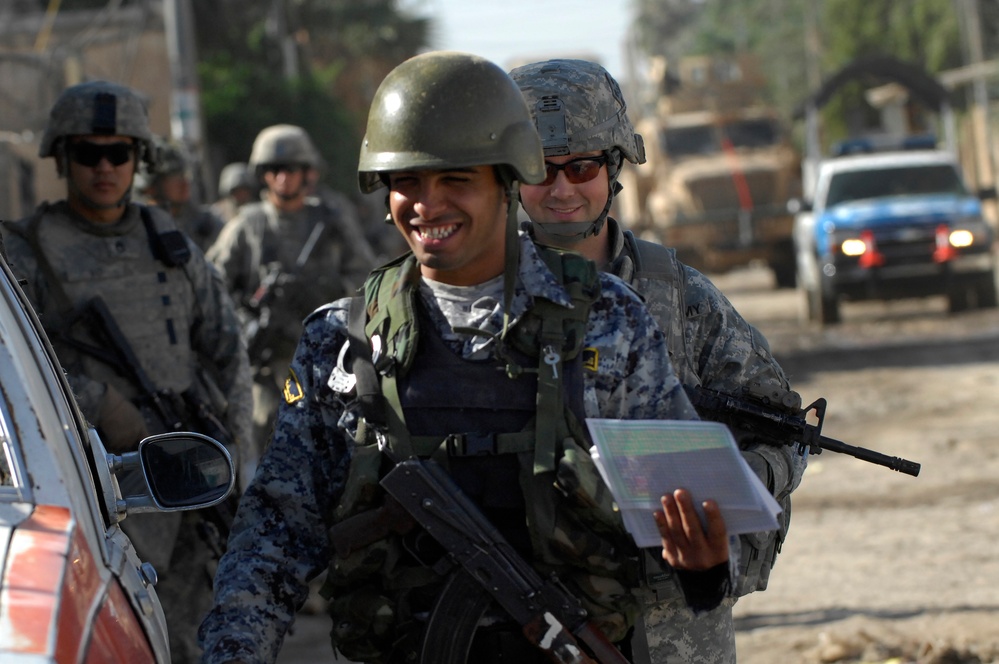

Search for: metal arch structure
xmin=793 ymin=55 xmax=956 ymax=198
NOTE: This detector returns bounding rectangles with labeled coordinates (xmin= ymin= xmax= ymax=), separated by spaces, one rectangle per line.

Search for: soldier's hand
xmin=96 ymin=383 xmax=149 ymax=453
xmin=654 ymin=488 xmax=729 ymax=571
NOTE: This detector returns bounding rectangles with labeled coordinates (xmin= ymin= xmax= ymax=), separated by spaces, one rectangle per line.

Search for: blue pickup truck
xmin=793 ymin=149 xmax=997 ymax=324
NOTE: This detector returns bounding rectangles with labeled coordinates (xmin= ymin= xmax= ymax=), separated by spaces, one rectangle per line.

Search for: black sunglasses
xmin=541 ymin=154 xmax=608 ymax=186
xmin=68 ymin=141 xmax=136 ymax=167
xmin=262 ymin=164 xmax=306 ymax=175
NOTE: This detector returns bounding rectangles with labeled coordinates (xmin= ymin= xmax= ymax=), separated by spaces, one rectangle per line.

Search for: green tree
xmin=631 ymin=0 xmax=970 ymax=147
xmin=192 ymin=0 xmax=431 ymax=195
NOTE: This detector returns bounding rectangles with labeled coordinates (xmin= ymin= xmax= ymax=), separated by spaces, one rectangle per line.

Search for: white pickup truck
xmin=793 ymin=149 xmax=997 ymax=324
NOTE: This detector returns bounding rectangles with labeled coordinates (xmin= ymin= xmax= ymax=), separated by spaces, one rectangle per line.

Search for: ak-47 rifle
xmin=74 ymin=295 xmax=239 ymax=555
xmin=686 ymin=383 xmax=921 ymax=477
xmin=242 ymin=219 xmax=326 ymax=364
xmin=330 ymin=458 xmax=632 ymax=663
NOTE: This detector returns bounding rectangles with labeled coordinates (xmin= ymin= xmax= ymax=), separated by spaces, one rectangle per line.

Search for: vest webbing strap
xmin=408 ymin=430 xmax=535 ymax=458
xmin=347 ymin=296 xmax=386 ymax=428
xmin=534 ymin=309 xmax=566 ymax=474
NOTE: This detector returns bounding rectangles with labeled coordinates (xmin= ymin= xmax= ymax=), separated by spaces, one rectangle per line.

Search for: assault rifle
xmin=74 ymin=295 xmax=239 ymax=554
xmin=242 ymin=220 xmax=326 ymax=364
xmin=332 ymin=458 xmax=631 ymax=664
xmin=686 ymin=384 xmax=921 ymax=477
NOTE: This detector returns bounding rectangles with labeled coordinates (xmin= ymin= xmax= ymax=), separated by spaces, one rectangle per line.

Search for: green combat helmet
xmin=358 ymin=50 xmax=546 ymax=326
xmin=248 ymin=124 xmax=321 ymax=176
xmin=357 ymin=50 xmax=545 ymax=193
xmin=39 ymin=80 xmax=156 ymax=175
xmin=510 ymin=58 xmax=646 ymax=239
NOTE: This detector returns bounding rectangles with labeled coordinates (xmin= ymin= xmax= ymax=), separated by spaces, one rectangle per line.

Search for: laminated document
xmin=585 ymin=418 xmax=782 ymax=548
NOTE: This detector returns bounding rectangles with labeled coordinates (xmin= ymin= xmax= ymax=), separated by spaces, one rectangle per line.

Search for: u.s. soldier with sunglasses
xmin=512 ymin=59 xmax=808 ymax=664
xmin=1 ymin=80 xmax=252 ymax=664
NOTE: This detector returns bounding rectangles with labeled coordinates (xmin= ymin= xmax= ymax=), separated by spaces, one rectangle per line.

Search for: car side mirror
xmin=977 ymin=186 xmax=997 ymax=201
xmin=108 ymin=432 xmax=235 ymax=516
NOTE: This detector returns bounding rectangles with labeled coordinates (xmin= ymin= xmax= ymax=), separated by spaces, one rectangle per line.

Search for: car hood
xmin=820 ymin=194 xmax=982 ymax=230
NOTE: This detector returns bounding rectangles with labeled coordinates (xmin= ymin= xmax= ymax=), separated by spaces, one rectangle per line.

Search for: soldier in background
xmin=1 ymin=80 xmax=252 ymax=664
xmin=135 ymin=136 xmax=225 ymax=252
xmin=207 ymin=124 xmax=375 ymax=478
xmin=511 ymin=58 xmax=807 ymax=663
xmin=211 ymin=162 xmax=259 ymax=224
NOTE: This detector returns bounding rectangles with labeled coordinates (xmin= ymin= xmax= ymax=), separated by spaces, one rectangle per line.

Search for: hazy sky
xmin=410 ymin=0 xmax=636 ymax=82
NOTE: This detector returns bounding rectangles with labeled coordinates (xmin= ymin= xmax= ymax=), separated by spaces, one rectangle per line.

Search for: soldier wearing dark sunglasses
xmin=513 ymin=59 xmax=808 ymax=664
xmin=0 ymin=80 xmax=252 ymax=664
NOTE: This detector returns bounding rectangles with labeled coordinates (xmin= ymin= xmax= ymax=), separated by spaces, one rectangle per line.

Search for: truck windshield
xmin=664 ymin=119 xmax=779 ymax=158
xmin=663 ymin=125 xmax=718 ymax=158
xmin=825 ymin=164 xmax=966 ymax=208
xmin=724 ymin=119 xmax=779 ymax=148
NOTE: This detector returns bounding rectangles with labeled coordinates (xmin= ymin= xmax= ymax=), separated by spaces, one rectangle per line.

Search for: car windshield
xmin=825 ymin=164 xmax=967 ymax=208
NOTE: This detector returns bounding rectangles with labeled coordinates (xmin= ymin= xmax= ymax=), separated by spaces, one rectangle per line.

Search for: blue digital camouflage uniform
xmin=602 ymin=216 xmax=807 ymax=664
xmin=198 ymin=232 xmax=709 ymax=664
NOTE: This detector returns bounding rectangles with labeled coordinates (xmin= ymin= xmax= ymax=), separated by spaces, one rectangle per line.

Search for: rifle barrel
xmin=818 ymin=435 xmax=921 ymax=476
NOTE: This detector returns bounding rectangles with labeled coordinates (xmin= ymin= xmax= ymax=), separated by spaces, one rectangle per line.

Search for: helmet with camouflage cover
xmin=357 ymin=51 xmax=545 ymax=193
xmin=39 ymin=80 xmax=155 ymax=172
xmin=510 ymin=59 xmax=646 ymax=239
xmin=509 ymin=58 xmax=645 ymax=166
xmin=249 ymin=124 xmax=321 ymax=175
xmin=218 ymin=162 xmax=256 ymax=196
xmin=135 ymin=136 xmax=189 ymax=189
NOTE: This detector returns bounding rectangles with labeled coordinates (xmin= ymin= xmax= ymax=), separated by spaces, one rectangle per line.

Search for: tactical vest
xmin=323 ymin=249 xmax=644 ymax=662
xmin=8 ymin=202 xmax=197 ymax=399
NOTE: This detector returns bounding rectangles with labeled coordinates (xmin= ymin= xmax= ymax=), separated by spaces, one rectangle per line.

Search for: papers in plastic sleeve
xmin=585 ymin=418 xmax=782 ymax=548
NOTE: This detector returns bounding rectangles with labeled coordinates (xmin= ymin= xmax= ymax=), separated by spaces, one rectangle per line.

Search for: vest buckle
xmin=445 ymin=432 xmax=497 ymax=456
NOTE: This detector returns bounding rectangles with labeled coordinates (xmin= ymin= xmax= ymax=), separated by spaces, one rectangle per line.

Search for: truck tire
xmin=975 ymin=272 xmax=998 ymax=308
xmin=771 ymin=259 xmax=797 ymax=290
xmin=948 ymin=272 xmax=998 ymax=312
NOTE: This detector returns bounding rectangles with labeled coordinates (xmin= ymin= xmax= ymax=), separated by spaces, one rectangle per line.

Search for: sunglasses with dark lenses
xmin=262 ymin=164 xmax=305 ymax=175
xmin=68 ymin=141 xmax=135 ymax=167
xmin=541 ymin=154 xmax=608 ymax=186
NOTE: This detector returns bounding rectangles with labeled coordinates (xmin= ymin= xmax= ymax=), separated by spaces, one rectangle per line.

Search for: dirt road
xmin=717 ymin=266 xmax=999 ymax=664
xmin=277 ymin=263 xmax=999 ymax=664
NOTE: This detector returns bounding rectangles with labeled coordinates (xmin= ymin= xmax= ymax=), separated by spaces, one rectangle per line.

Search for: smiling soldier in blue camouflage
xmin=200 ymin=51 xmax=735 ymax=664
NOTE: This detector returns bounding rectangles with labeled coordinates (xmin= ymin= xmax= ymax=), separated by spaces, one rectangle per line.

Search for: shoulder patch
xmin=582 ymin=347 xmax=599 ymax=372
xmin=283 ymin=368 xmax=305 ymax=404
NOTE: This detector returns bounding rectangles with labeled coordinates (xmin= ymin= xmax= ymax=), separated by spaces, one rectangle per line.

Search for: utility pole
xmin=957 ymin=0 xmax=996 ymax=223
xmin=163 ymin=0 xmax=211 ymax=202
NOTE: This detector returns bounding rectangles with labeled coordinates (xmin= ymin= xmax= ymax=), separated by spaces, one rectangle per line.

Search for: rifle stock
xmin=687 ymin=385 xmax=921 ymax=477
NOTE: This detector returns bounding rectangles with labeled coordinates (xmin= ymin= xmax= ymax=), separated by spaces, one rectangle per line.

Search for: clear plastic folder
xmin=585 ymin=418 xmax=782 ymax=548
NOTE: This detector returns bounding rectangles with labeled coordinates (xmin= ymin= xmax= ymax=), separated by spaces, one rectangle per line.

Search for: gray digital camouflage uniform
xmin=1 ymin=200 xmax=253 ymax=664
xmin=207 ymin=196 xmax=375 ymax=482
xmin=604 ymin=216 xmax=806 ymax=663
xmin=510 ymin=57 xmax=807 ymax=664
xmin=198 ymin=232 xmax=714 ymax=664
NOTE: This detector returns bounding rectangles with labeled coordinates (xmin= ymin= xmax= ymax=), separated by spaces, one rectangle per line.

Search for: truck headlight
xmin=949 ymin=229 xmax=975 ymax=248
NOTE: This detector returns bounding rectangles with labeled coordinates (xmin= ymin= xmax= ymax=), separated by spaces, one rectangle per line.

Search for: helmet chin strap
xmin=530 ymin=180 xmax=623 ymax=244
